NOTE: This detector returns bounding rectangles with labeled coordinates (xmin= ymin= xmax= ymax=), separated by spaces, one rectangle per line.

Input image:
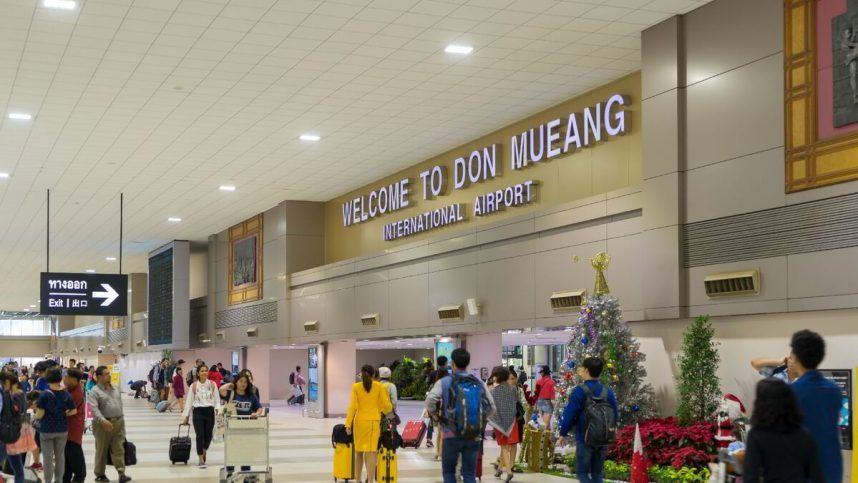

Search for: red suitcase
xmin=401 ymin=420 xmax=427 ymax=448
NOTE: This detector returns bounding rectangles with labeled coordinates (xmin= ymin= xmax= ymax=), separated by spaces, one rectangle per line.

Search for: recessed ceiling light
xmin=29 ymin=305 xmax=36 ymax=308
xmin=43 ymin=0 xmax=76 ymax=9
xmin=0 ymin=173 xmax=8 ymax=179
xmin=85 ymin=269 xmax=95 ymax=273
xmin=219 ymin=185 xmax=236 ymax=192
xmin=168 ymin=217 xmax=182 ymax=222
xmin=24 ymin=308 xmax=30 ymax=312
xmin=299 ymin=133 xmax=320 ymax=142
xmin=8 ymin=112 xmax=32 ymax=121
xmin=105 ymin=257 xmax=116 ymax=261
xmin=445 ymin=44 xmax=473 ymax=55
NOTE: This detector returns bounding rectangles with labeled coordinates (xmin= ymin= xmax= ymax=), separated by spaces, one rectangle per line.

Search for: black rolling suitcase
xmin=169 ymin=423 xmax=192 ymax=464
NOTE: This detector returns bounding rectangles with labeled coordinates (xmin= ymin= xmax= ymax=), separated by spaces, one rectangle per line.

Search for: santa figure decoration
xmin=714 ymin=393 xmax=747 ymax=448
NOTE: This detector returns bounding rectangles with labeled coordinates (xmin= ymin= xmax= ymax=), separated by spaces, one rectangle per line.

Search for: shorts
xmin=536 ymin=399 xmax=554 ymax=415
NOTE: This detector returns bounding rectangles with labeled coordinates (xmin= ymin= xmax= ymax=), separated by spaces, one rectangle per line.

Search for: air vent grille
xmin=438 ymin=305 xmax=464 ymax=322
xmin=216 ymin=331 xmax=225 ymax=341
xmin=198 ymin=333 xmax=211 ymax=343
xmin=361 ymin=314 xmax=380 ymax=328
xmin=304 ymin=320 xmax=319 ymax=334
xmin=704 ymin=270 xmax=760 ymax=297
xmin=550 ymin=290 xmax=586 ymax=311
xmin=246 ymin=327 xmax=258 ymax=338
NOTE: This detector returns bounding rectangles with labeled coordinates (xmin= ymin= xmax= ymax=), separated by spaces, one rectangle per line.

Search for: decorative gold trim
xmin=228 ymin=214 xmax=263 ymax=306
xmin=785 ymin=0 xmax=858 ymax=191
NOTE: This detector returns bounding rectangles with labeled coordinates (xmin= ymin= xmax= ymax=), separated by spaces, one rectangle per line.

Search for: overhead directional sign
xmin=40 ymin=272 xmax=128 ymax=316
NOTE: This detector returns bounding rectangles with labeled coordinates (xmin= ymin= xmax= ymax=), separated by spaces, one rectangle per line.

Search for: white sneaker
xmin=198 ymin=462 xmax=206 ymax=469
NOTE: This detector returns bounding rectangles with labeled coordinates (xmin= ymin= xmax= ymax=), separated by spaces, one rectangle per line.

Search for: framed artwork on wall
xmin=786 ymin=0 xmax=858 ymax=191
xmin=228 ymin=214 xmax=263 ymax=305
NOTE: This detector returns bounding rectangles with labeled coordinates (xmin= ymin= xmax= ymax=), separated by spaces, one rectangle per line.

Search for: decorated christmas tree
xmin=554 ymin=253 xmax=657 ymax=428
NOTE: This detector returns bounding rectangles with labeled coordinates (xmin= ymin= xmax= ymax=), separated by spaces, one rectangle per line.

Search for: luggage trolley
xmin=219 ymin=415 xmax=273 ymax=483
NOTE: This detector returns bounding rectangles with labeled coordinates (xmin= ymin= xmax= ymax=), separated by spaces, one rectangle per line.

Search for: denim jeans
xmin=441 ymin=437 xmax=480 ymax=483
xmin=1 ymin=443 xmax=25 ymax=483
xmin=576 ymin=443 xmax=606 ymax=483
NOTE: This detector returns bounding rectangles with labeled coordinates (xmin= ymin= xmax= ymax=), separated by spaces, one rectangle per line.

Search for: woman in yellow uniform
xmin=346 ymin=364 xmax=393 ymax=483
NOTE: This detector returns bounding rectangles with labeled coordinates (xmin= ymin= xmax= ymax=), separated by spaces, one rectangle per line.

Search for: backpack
xmin=0 ymin=389 xmax=22 ymax=444
xmin=580 ymin=383 xmax=616 ymax=447
xmin=443 ymin=374 xmax=490 ymax=439
xmin=186 ymin=368 xmax=195 ymax=387
xmin=147 ymin=365 xmax=156 ymax=384
xmin=289 ymin=372 xmax=295 ymax=385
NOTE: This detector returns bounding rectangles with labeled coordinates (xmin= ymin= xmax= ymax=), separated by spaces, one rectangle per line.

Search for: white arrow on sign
xmin=92 ymin=284 xmax=119 ymax=307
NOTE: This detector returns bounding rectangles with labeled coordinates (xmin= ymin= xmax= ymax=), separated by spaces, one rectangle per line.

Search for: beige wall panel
xmin=1 ymin=337 xmax=51 ymax=357
xmin=607 ymin=213 xmax=643 ymax=239
xmin=788 ymin=294 xmax=858 ymax=312
xmin=686 ymin=147 xmax=785 ymax=223
xmin=476 ymin=218 xmax=535 ymax=246
xmin=533 ymin=221 xmax=607 ymax=254
xmin=427 ymin=232 xmax=478 ymax=256
xmin=263 ymin=204 xmax=286 ymax=243
xmin=428 ymin=266 xmax=478 ymax=325
xmin=290 ymin=294 xmax=325 ymax=337
xmin=284 ymin=235 xmax=325 ymax=274
xmin=534 ymin=198 xmax=607 ymax=233
xmin=477 ymin=235 xmax=536 ymax=264
xmin=684 ymin=0 xmax=782 ymax=85
xmin=325 ymin=73 xmax=642 ymax=262
xmin=263 ymin=237 xmax=286 ymax=279
xmin=476 ymin=255 xmax=535 ymax=323
xmin=606 ymin=190 xmax=642 ymax=216
xmin=355 ymin=282 xmax=389 ymax=331
xmin=689 ymin=299 xmax=789 ymax=318
xmin=642 ymin=15 xmax=681 ymax=99
xmin=786 ymin=179 xmax=858 ymax=205
xmin=324 ymin=288 xmax=357 ymax=335
xmin=262 ymin=275 xmax=287 ymax=304
xmin=388 ymin=274 xmax=430 ymax=330
xmin=606 ymin=234 xmax=644 ymax=312
xmin=428 ymin=247 xmax=479 ymax=273
xmin=533 ymin=241 xmax=605 ymax=320
xmin=640 ymin=225 xmax=682 ymax=317
xmin=216 ymin=236 xmax=228 ymax=262
xmin=215 ymin=255 xmax=228 ymax=294
xmin=389 ymin=261 xmax=429 ymax=281
xmin=686 ymin=54 xmax=784 ymax=170
xmin=688 ymin=256 xmax=788 ymax=308
xmin=284 ymin=201 xmax=326 ymax=236
xmin=355 ymin=269 xmax=390 ymax=287
xmin=642 ymin=92 xmax=680 ymax=180
xmin=642 ymin=172 xmax=680 ymax=231
xmin=788 ymin=246 xmax=858 ymax=299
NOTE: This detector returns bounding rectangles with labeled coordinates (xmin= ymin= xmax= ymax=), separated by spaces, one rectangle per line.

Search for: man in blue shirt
xmin=558 ymin=357 xmax=618 ymax=483
xmin=789 ymin=330 xmax=842 ymax=483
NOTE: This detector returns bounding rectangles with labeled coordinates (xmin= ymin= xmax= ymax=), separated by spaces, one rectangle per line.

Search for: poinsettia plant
xmin=609 ymin=417 xmax=716 ymax=469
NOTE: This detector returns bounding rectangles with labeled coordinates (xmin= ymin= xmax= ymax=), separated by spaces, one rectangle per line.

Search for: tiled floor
xmin=71 ymin=396 xmax=572 ymax=482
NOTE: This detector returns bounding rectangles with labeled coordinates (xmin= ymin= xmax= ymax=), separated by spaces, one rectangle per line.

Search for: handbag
xmin=107 ymin=439 xmax=137 ymax=466
xmin=6 ymin=422 xmax=37 ymax=455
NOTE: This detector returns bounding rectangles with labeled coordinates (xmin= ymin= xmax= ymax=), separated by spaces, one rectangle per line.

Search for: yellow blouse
xmin=346 ymin=380 xmax=393 ymax=426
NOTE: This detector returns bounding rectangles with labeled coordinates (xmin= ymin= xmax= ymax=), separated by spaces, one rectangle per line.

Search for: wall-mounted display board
xmin=147 ymin=248 xmax=173 ymax=346
xmin=819 ymin=368 xmax=852 ymax=450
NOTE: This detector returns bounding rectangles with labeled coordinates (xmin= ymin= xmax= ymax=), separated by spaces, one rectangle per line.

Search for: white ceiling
xmin=0 ymin=0 xmax=711 ymax=311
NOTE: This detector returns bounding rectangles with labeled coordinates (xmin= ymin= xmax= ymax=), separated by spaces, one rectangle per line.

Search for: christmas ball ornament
xmin=581 ymin=336 xmax=589 ymax=345
xmin=606 ymin=362 xmax=614 ymax=369
xmin=632 ymin=404 xmax=640 ymax=412
xmin=601 ymin=310 xmax=608 ymax=317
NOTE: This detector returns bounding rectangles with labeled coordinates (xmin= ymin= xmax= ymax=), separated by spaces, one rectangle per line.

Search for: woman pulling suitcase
xmin=181 ymin=364 xmax=221 ymax=468
xmin=344 ymin=365 xmax=392 ymax=483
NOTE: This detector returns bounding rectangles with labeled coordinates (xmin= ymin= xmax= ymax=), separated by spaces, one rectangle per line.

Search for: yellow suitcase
xmin=333 ymin=442 xmax=354 ymax=481
xmin=377 ymin=447 xmax=397 ymax=483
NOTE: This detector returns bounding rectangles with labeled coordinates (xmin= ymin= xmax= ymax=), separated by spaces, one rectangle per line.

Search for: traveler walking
xmin=170 ymin=367 xmax=185 ymax=412
xmin=516 ymin=366 xmax=528 ymax=388
xmin=289 ymin=366 xmax=306 ymax=404
xmin=62 ymin=368 xmax=86 ymax=483
xmin=557 ymin=357 xmax=618 ymax=483
xmin=534 ymin=366 xmax=556 ymax=430
xmin=488 ymin=367 xmax=519 ymax=483
xmin=345 ymin=364 xmax=393 ymax=483
xmin=181 ymin=364 xmax=221 ymax=468
xmin=1 ymin=370 xmax=28 ymax=483
xmin=425 ymin=356 xmax=448 ymax=449
xmin=219 ymin=373 xmax=263 ymax=477
xmin=207 ymin=364 xmax=223 ymax=388
xmin=87 ymin=366 xmax=132 ymax=483
xmin=35 ymin=368 xmax=76 ymax=483
xmin=788 ymin=330 xmax=842 ymax=483
xmin=425 ymin=349 xmax=496 ymax=483
xmin=743 ymin=378 xmax=824 ymax=483
xmin=237 ymin=369 xmax=260 ymax=399
xmin=377 ymin=367 xmax=398 ymax=415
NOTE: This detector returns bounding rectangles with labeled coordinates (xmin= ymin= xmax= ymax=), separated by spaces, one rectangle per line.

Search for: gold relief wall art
xmin=785 ymin=0 xmax=858 ymax=191
xmin=228 ymin=214 xmax=263 ymax=306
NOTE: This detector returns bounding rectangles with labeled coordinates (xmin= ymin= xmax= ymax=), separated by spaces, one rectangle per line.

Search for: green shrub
xmin=648 ymin=464 xmax=711 ymax=483
xmin=604 ymin=460 xmax=631 ymax=481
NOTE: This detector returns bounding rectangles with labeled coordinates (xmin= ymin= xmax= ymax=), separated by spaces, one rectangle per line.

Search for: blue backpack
xmin=443 ymin=374 xmax=490 ymax=439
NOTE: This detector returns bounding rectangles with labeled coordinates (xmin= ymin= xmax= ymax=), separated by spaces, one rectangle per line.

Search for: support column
xmin=464 ymin=332 xmax=502 ymax=380
xmin=246 ymin=346 xmax=272 ymax=405
xmin=641 ymin=16 xmax=688 ymax=320
xmin=325 ymin=340 xmax=356 ymax=418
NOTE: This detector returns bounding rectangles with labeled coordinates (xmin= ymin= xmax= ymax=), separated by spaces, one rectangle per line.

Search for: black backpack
xmin=331 ymin=424 xmax=353 ymax=446
xmin=581 ymin=383 xmax=616 ymax=447
xmin=289 ymin=372 xmax=295 ymax=385
xmin=0 ymin=390 xmax=22 ymax=444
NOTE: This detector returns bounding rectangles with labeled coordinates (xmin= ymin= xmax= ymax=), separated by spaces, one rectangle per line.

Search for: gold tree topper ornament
xmin=590 ymin=251 xmax=611 ymax=295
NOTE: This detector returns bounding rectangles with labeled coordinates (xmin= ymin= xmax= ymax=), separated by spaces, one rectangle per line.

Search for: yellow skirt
xmin=353 ymin=419 xmax=381 ymax=452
